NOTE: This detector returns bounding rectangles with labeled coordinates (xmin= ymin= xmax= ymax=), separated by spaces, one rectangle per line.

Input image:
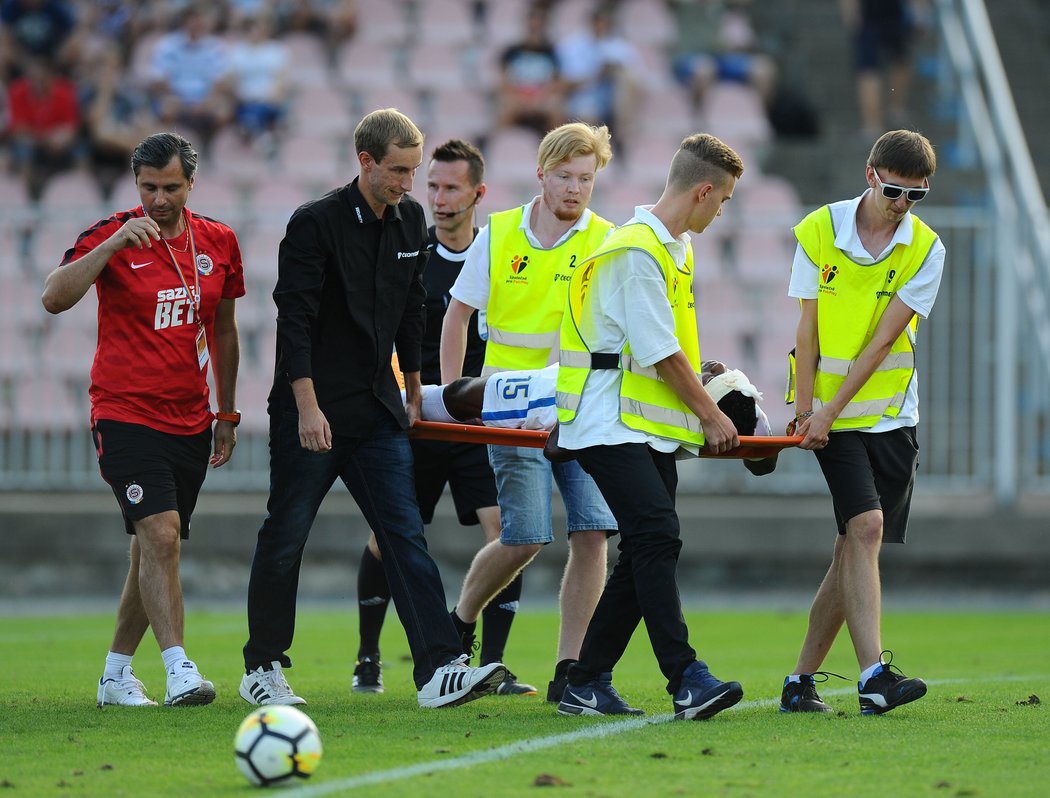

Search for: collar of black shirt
xmin=344 ymin=177 xmax=404 ymax=225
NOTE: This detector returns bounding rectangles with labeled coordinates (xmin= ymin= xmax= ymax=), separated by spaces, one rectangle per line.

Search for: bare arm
xmin=403 ymin=370 xmax=422 ymax=426
xmin=209 ymin=297 xmax=240 ymax=468
xmin=292 ymin=377 xmax=331 ymax=453
xmin=41 ymin=216 xmax=161 ymax=313
xmin=654 ymin=349 xmax=738 ymax=454
xmin=791 ymin=298 xmax=819 ymax=424
xmin=439 ymin=298 xmax=477 ymax=383
xmin=799 ymin=295 xmax=917 ymax=448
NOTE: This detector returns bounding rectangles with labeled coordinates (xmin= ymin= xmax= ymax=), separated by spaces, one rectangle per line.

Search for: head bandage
xmin=705 ymin=369 xmax=763 ymax=404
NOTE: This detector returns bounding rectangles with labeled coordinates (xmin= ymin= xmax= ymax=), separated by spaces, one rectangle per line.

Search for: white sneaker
xmin=240 ymin=661 xmax=307 ymax=706
xmin=417 ymin=655 xmax=507 ymax=709
xmin=164 ymin=660 xmax=216 ymax=707
xmin=97 ymin=665 xmax=158 ymax=707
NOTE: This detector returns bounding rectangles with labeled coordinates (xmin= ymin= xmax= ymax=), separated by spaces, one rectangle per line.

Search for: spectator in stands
xmin=41 ymin=132 xmax=244 ymax=708
xmin=841 ymin=0 xmax=924 ymax=137
xmin=5 ymin=55 xmax=80 ymax=201
xmin=0 ymin=0 xmax=78 ymax=79
xmin=239 ymin=108 xmax=507 ymax=710
xmin=555 ymin=6 xmax=641 ymax=154
xmin=81 ymin=49 xmax=159 ymax=201
xmin=668 ymin=0 xmax=778 ymax=111
xmin=148 ymin=4 xmax=234 ymax=149
xmin=227 ymin=14 xmax=290 ymax=149
xmin=495 ymin=2 xmax=563 ymax=139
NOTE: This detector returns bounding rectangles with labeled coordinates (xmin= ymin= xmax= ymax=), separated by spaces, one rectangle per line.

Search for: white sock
xmin=104 ymin=651 xmax=133 ymax=680
xmin=785 ymin=674 xmax=802 ymax=684
xmin=859 ymin=659 xmax=884 ymax=685
xmin=421 ymin=383 xmax=456 ymax=423
xmin=161 ymin=645 xmax=189 ymax=673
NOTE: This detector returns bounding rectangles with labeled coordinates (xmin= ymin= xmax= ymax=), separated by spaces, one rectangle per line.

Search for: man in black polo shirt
xmin=240 ymin=108 xmax=507 ymax=709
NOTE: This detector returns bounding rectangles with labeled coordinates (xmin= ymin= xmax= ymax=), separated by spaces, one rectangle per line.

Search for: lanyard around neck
xmin=151 ymin=206 xmax=202 ymax=327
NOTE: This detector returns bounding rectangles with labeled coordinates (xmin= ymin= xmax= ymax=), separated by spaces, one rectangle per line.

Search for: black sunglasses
xmin=872 ymin=167 xmax=929 ymax=202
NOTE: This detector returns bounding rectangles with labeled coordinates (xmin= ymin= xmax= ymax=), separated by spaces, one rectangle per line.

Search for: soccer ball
xmin=234 ymin=705 xmax=323 ymax=788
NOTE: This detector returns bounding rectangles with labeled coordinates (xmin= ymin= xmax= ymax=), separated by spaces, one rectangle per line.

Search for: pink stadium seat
xmin=733 ymin=229 xmax=796 ymax=284
xmin=417 ymin=0 xmax=477 ymax=46
xmin=38 ymin=170 xmax=105 ymax=213
xmin=425 ymin=89 xmax=492 ymax=141
xmin=281 ymin=32 xmax=331 ymax=87
xmin=12 ymin=374 xmax=82 ymax=430
xmin=354 ymin=0 xmax=409 ymax=45
xmin=482 ymin=128 xmax=542 ymax=192
xmin=405 ymin=44 xmax=468 ymax=92
xmin=701 ymin=83 xmax=772 ymax=151
xmin=619 ymin=0 xmax=676 ymax=48
xmin=637 ymin=86 xmax=694 ymax=139
xmin=334 ymin=39 xmax=402 ymax=92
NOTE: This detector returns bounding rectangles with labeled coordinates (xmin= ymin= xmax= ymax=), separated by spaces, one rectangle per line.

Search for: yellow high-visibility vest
xmin=790 ymin=205 xmax=939 ymax=429
xmin=556 ymin=222 xmax=704 ymax=446
xmin=483 ymin=205 xmax=613 ymax=376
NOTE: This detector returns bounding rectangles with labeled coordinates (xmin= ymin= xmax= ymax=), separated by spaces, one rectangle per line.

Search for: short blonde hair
xmin=354 ymin=108 xmax=424 ymax=163
xmin=667 ymin=133 xmax=744 ymax=191
xmin=537 ymin=122 xmax=613 ymax=173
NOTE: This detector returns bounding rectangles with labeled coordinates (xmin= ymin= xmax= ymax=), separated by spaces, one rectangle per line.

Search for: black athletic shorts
xmin=92 ymin=419 xmax=211 ymax=539
xmin=814 ymin=426 xmax=919 ymax=544
xmin=410 ymin=438 xmax=497 ymax=526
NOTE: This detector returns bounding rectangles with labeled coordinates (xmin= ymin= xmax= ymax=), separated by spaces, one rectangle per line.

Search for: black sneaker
xmin=352 ymin=655 xmax=384 ymax=694
xmin=558 ymin=672 xmax=644 ymax=717
xmin=495 ymin=670 xmax=538 ymax=696
xmin=779 ymin=672 xmax=839 ymax=713
xmin=546 ymin=659 xmax=575 ymax=703
xmin=858 ymin=652 xmax=927 ymax=715
xmin=672 ymin=660 xmax=743 ymax=721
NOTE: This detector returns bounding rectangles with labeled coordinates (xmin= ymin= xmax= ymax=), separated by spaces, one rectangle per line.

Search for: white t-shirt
xmin=558 ymin=206 xmax=693 ymax=454
xmin=788 ymin=191 xmax=945 ymax=432
xmin=449 ymin=197 xmax=596 ymax=313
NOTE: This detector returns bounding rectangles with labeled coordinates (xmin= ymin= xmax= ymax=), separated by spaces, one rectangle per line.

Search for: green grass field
xmin=2 ymin=608 xmax=1047 ymax=797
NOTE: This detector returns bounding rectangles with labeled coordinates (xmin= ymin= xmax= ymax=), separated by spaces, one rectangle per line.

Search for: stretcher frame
xmin=410 ymin=421 xmax=802 ymax=459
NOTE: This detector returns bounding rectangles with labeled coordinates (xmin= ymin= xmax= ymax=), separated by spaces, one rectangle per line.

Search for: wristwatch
xmin=216 ymin=411 xmax=241 ymax=426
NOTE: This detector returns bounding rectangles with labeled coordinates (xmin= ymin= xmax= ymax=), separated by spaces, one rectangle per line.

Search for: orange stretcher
xmin=409 ymin=421 xmax=802 ymax=459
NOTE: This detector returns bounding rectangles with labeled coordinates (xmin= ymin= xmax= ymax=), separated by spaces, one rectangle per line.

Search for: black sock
xmin=450 ymin=608 xmax=477 ymax=654
xmin=356 ymin=546 xmax=389 ymax=659
xmin=480 ymin=571 xmax=522 ymax=665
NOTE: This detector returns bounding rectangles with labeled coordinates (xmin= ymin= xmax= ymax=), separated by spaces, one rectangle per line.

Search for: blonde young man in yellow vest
xmin=553 ymin=133 xmax=745 ymax=720
xmin=780 ymin=130 xmax=944 ymax=716
xmin=440 ymin=123 xmax=617 ymax=700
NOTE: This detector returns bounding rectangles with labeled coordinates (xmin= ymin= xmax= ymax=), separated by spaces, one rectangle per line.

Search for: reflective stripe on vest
xmin=483 ymin=206 xmax=613 ymax=374
xmin=793 ymin=206 xmax=938 ymax=430
xmin=556 ymin=223 xmax=702 ymax=446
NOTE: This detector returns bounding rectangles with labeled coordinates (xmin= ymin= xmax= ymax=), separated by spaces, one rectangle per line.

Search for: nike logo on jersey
xmin=568 ymin=690 xmax=598 ymax=708
xmin=130 ymin=261 xmax=153 ymax=270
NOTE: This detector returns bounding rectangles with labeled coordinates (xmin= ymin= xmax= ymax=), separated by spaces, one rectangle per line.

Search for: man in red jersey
xmin=41 ymin=132 xmax=244 ymax=708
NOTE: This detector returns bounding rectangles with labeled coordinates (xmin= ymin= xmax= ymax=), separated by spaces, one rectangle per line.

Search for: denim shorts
xmin=487 ymin=444 xmax=617 ymax=545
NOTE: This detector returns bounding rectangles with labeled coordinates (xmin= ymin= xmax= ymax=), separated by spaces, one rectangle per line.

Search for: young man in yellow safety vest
xmin=780 ymin=129 xmax=944 ymax=715
xmin=553 ymin=133 xmax=746 ymax=720
xmin=439 ymin=122 xmax=617 ymax=700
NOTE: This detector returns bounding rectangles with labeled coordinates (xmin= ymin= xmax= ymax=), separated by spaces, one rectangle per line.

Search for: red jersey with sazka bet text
xmin=62 ymin=207 xmax=245 ymax=435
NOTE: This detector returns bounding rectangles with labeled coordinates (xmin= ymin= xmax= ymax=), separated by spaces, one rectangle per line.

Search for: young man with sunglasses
xmin=780 ymin=129 xmax=944 ymax=715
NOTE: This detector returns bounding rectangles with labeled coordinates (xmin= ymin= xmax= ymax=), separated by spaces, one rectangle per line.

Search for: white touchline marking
xmin=284 ymin=674 xmax=1048 ymax=797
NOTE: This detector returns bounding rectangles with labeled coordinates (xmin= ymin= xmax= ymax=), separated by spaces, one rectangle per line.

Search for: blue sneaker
xmin=779 ymin=672 xmax=842 ymax=713
xmin=557 ymin=672 xmax=644 ymax=717
xmin=858 ymin=652 xmax=927 ymax=715
xmin=672 ymin=661 xmax=743 ymax=721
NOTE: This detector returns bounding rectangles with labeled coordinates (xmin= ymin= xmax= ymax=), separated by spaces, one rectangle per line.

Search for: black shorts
xmin=410 ymin=438 xmax=498 ymax=526
xmin=92 ymin=419 xmax=211 ymax=539
xmin=814 ymin=427 xmax=919 ymax=544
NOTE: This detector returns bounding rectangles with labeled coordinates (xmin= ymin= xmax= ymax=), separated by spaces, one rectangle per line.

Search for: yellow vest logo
xmin=821 ymin=263 xmax=838 ymax=284
xmin=510 ymin=254 xmax=528 ymax=274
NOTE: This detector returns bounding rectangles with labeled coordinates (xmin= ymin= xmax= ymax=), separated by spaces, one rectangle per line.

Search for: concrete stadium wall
xmin=2 ymin=490 xmax=1048 ymax=608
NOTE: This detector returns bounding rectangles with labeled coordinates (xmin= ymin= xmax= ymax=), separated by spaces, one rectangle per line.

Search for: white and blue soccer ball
xmin=234 ymin=705 xmax=323 ymax=788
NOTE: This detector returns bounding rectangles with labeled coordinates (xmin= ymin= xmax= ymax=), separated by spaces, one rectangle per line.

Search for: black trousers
xmin=572 ymin=443 xmax=696 ymax=694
